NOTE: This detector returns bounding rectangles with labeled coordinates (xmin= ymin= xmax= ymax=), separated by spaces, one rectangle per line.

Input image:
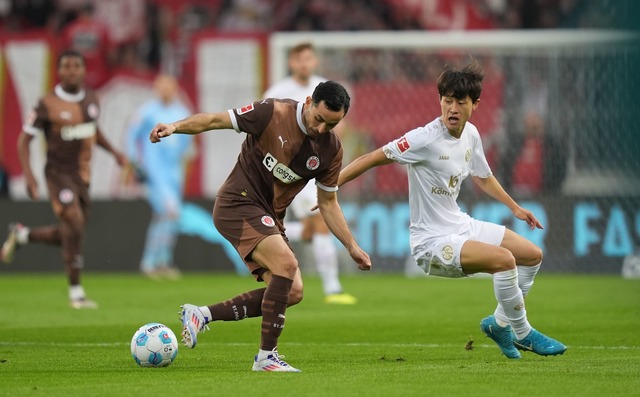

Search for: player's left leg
xmin=494 ymin=229 xmax=566 ymax=356
xmin=493 ymin=229 xmax=542 ymax=325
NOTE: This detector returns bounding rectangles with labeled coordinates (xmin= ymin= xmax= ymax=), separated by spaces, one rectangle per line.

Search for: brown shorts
xmin=45 ymin=168 xmax=90 ymax=219
xmin=213 ymin=195 xmax=292 ymax=280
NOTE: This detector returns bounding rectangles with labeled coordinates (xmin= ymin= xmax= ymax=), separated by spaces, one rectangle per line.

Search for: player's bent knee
xmin=288 ymin=286 xmax=304 ymax=306
xmin=495 ymin=249 xmax=516 ymax=271
xmin=531 ymin=246 xmax=543 ymax=264
xmin=520 ymin=245 xmax=543 ymax=266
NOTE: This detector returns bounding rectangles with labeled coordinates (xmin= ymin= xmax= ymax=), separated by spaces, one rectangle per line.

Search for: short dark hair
xmin=57 ymin=49 xmax=85 ymax=68
xmin=437 ymin=59 xmax=484 ymax=103
xmin=289 ymin=42 xmax=315 ymax=57
xmin=311 ymin=81 xmax=351 ymax=115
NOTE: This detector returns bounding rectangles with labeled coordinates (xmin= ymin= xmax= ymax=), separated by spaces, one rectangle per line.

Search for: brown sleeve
xmin=316 ymin=144 xmax=343 ymax=189
xmin=231 ymin=99 xmax=274 ymax=137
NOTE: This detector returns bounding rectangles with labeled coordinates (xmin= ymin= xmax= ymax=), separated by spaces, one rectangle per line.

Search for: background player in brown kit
xmin=0 ymin=49 xmax=126 ymax=309
xmin=150 ymin=81 xmax=371 ymax=372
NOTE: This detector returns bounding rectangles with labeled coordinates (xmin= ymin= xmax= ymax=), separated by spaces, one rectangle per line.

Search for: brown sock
xmin=28 ymin=225 xmax=62 ymax=245
xmin=260 ymin=275 xmax=293 ymax=351
xmin=208 ymin=288 xmax=266 ymax=321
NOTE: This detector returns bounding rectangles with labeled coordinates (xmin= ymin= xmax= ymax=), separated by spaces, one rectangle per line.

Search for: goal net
xmin=269 ymin=30 xmax=640 ymax=273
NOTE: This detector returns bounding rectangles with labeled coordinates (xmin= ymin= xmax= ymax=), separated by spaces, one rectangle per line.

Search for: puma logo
xmin=278 ymin=135 xmax=288 ymax=148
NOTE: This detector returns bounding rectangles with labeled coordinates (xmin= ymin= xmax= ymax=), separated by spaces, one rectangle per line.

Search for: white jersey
xmin=263 ymin=75 xmax=326 ymax=102
xmin=264 ymin=75 xmax=327 ymax=219
xmin=382 ymin=117 xmax=492 ymax=255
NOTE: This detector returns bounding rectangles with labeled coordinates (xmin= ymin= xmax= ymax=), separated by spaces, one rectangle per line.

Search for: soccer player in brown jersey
xmin=0 ymin=50 xmax=126 ymax=309
xmin=150 ymin=81 xmax=371 ymax=372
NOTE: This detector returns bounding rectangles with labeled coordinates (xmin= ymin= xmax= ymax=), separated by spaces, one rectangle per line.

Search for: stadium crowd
xmin=0 ymin=0 xmax=633 ymax=199
xmin=0 ymin=0 xmax=624 ymax=85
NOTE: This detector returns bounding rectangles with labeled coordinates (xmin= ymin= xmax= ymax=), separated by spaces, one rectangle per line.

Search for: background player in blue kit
xmin=127 ymin=74 xmax=192 ymax=279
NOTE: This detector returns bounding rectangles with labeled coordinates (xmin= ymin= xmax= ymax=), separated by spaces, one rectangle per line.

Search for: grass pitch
xmin=0 ymin=272 xmax=638 ymax=397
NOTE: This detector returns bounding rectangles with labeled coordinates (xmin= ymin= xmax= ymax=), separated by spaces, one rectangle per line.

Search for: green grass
xmin=0 ymin=273 xmax=638 ymax=397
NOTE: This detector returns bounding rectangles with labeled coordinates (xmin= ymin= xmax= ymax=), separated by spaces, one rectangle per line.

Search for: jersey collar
xmin=296 ymin=101 xmax=309 ymax=135
xmin=54 ymin=84 xmax=86 ymax=103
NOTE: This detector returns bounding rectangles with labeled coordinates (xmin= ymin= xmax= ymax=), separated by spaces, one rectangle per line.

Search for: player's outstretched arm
xmin=17 ymin=132 xmax=38 ymax=200
xmin=472 ymin=175 xmax=543 ymax=230
xmin=149 ymin=112 xmax=232 ymax=143
xmin=317 ymin=188 xmax=371 ymax=271
xmin=338 ymin=147 xmax=394 ymax=187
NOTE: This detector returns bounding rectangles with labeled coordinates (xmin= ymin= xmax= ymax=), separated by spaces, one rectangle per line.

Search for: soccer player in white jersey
xmin=337 ymin=60 xmax=566 ymax=359
xmin=264 ymin=42 xmax=356 ymax=305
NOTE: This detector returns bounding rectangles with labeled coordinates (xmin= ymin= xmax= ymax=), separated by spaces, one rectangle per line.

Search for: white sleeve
xmin=469 ymin=131 xmax=492 ymax=177
xmin=382 ymin=126 xmax=431 ymax=165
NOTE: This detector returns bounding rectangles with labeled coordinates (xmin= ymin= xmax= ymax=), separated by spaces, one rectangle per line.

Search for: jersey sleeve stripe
xmin=316 ymin=181 xmax=338 ymax=192
xmin=227 ymin=109 xmax=241 ymax=133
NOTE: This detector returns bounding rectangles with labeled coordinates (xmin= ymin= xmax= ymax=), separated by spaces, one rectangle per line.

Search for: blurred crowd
xmin=0 ymin=0 xmax=627 ymax=86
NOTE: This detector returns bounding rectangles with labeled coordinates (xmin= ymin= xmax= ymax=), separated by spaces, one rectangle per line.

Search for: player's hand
xmin=25 ymin=175 xmax=39 ymax=200
xmin=513 ymin=206 xmax=543 ymax=230
xmin=150 ymin=123 xmax=175 ymax=143
xmin=348 ymin=245 xmax=372 ymax=271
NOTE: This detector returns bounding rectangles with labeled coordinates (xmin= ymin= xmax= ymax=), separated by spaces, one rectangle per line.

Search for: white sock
xmin=493 ymin=269 xmax=531 ymax=340
xmin=494 ymin=263 xmax=541 ymax=328
xmin=257 ymin=348 xmax=276 ymax=361
xmin=312 ymin=233 xmax=342 ymax=295
xmin=285 ymin=221 xmax=303 ymax=242
xmin=517 ymin=263 xmax=541 ymax=297
xmin=199 ymin=306 xmax=212 ymax=323
xmin=17 ymin=226 xmax=30 ymax=245
xmin=69 ymin=285 xmax=86 ymax=301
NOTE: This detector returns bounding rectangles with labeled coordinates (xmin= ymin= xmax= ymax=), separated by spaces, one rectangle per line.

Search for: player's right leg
xmin=303 ymin=213 xmax=356 ymax=304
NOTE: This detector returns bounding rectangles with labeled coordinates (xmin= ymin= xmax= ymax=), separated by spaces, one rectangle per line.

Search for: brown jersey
xmin=220 ymin=98 xmax=343 ymax=221
xmin=23 ymin=85 xmax=101 ymax=184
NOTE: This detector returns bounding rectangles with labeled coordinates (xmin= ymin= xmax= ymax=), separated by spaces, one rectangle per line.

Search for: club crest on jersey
xmin=261 ymin=215 xmax=275 ymax=227
xmin=396 ymin=137 xmax=411 ymax=153
xmin=306 ymin=156 xmax=320 ymax=170
xmin=237 ymin=103 xmax=254 ymax=115
xmin=59 ymin=188 xmax=74 ymax=204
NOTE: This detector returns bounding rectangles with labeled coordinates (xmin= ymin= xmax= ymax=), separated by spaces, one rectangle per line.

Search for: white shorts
xmin=289 ymin=179 xmax=317 ymax=220
xmin=415 ymin=219 xmax=505 ymax=278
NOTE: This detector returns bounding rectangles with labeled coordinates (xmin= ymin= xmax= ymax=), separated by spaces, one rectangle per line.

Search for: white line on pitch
xmin=0 ymin=341 xmax=638 ymax=350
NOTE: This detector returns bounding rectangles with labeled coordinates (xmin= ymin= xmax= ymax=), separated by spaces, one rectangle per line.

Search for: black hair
xmin=311 ymin=80 xmax=351 ymax=115
xmin=57 ymin=49 xmax=85 ymax=68
xmin=437 ymin=59 xmax=484 ymax=103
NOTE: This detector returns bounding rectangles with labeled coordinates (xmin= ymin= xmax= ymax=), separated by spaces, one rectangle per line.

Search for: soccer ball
xmin=130 ymin=323 xmax=179 ymax=367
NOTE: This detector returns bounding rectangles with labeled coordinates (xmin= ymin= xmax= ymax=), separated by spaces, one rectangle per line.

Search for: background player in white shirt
xmin=264 ymin=42 xmax=356 ymax=305
xmin=337 ymin=60 xmax=566 ymax=359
